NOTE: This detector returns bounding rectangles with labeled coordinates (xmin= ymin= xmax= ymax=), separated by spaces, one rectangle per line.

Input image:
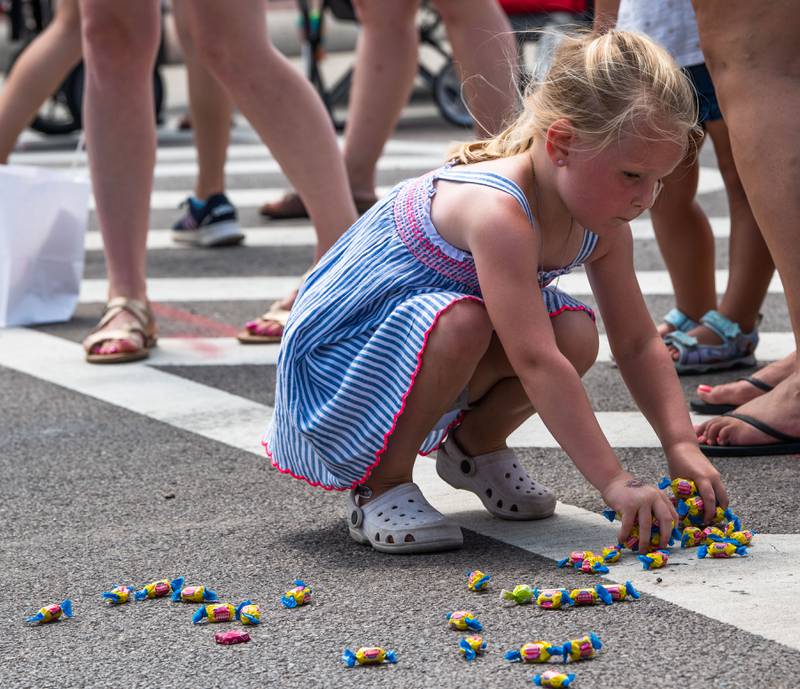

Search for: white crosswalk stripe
xmin=78 ymin=270 xmax=786 ymax=303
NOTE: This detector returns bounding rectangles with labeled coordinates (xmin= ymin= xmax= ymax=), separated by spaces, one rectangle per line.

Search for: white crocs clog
xmin=347 ymin=482 xmax=463 ymax=554
xmin=436 ymin=437 xmax=556 ymax=520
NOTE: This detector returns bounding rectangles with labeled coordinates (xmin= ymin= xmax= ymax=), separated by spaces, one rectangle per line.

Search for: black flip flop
xmin=689 ymin=375 xmax=774 ymax=415
xmin=700 ymin=412 xmax=800 ymax=456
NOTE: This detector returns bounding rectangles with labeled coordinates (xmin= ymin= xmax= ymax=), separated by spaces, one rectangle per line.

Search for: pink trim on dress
xmin=263 ymin=295 xmax=485 ymax=492
xmin=549 ymin=304 xmax=596 ymax=322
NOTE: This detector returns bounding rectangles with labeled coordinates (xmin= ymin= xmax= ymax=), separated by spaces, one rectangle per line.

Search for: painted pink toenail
xmin=697 ymin=385 xmax=712 ymax=393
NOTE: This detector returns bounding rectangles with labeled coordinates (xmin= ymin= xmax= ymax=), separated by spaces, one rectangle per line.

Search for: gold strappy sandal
xmin=83 ymin=297 xmax=157 ymax=364
xmin=237 ymin=268 xmax=313 ymax=344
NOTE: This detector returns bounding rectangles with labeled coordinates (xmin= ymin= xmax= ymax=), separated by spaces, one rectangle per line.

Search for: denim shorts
xmin=684 ymin=63 xmax=722 ymax=124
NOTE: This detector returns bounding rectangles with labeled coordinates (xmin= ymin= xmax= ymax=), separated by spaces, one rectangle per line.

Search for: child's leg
xmin=650 ymin=144 xmax=717 ymax=338
xmin=0 ymin=0 xmax=82 ymax=163
xmin=362 ymin=300 xmax=493 ymax=498
xmin=455 ymin=310 xmax=599 ymax=456
xmin=364 ymin=306 xmax=598 ymax=498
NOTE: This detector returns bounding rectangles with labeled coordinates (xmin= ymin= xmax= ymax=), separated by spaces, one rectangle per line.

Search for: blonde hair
xmin=451 ymin=30 xmax=701 ymax=164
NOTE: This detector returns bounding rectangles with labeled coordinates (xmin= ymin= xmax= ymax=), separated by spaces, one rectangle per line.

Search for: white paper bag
xmin=0 ymin=164 xmax=90 ymax=327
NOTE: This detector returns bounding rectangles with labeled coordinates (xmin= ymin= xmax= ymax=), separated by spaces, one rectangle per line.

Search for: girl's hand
xmin=666 ymin=443 xmax=729 ymax=523
xmin=601 ymin=472 xmax=679 ymax=553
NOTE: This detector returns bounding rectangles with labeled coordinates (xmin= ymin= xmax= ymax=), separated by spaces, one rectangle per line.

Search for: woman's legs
xmin=433 ymin=0 xmax=517 ymax=137
xmin=705 ymin=117 xmax=774 ymax=333
xmin=0 ymin=0 xmax=82 ymax=163
xmin=364 ymin=306 xmax=598 ymax=497
xmin=692 ymin=1 xmax=800 ymax=446
xmin=342 ymin=0 xmax=420 ymax=202
xmin=183 ymin=0 xmax=356 ymax=258
xmin=80 ymin=0 xmax=160 ymax=355
xmin=171 ymin=0 xmax=231 ymax=201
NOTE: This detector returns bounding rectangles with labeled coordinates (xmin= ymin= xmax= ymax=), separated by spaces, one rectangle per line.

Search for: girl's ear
xmin=545 ymin=118 xmax=575 ymax=166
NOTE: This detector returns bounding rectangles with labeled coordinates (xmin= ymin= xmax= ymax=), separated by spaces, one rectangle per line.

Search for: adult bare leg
xmin=172 ymin=0 xmax=232 ymax=201
xmin=79 ymin=0 xmax=160 ymax=357
xmin=342 ymin=0 xmax=420 ymax=203
xmin=0 ymin=0 xmax=82 ymax=163
xmin=693 ymin=0 xmax=800 ymax=447
xmin=433 ymin=0 xmax=518 ymax=137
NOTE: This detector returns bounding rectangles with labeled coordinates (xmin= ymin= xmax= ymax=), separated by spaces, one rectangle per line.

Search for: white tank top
xmin=616 ymin=0 xmax=704 ymax=68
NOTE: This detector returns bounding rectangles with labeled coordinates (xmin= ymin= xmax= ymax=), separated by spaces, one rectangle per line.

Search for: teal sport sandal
xmin=662 ymin=307 xmax=700 ymax=334
xmin=664 ymin=310 xmax=759 ymax=375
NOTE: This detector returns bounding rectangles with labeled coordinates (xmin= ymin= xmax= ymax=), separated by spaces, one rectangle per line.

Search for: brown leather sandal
xmin=83 ymin=297 xmax=157 ymax=364
xmin=259 ymin=191 xmax=377 ymax=220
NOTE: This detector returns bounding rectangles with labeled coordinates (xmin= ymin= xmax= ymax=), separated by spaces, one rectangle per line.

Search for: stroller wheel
xmin=433 ymin=60 xmax=473 ymax=129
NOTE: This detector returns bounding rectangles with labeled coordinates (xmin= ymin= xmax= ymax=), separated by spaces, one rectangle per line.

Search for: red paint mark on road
xmin=151 ymin=302 xmax=239 ymax=338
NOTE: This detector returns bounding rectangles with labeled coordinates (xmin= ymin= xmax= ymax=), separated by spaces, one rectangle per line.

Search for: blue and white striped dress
xmin=263 ymin=163 xmax=598 ymax=491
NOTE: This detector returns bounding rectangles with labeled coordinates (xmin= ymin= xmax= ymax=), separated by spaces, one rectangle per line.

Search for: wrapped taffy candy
xmin=341 ymin=646 xmax=397 ymax=667
xmin=504 ymin=641 xmax=562 ymax=664
xmin=26 ymin=599 xmax=73 ymax=624
xmin=445 ymin=610 xmax=482 ymax=631
xmin=459 ymin=634 xmax=486 ymax=661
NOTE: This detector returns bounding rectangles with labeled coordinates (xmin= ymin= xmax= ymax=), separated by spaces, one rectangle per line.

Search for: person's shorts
xmin=683 ymin=63 xmax=722 ymax=124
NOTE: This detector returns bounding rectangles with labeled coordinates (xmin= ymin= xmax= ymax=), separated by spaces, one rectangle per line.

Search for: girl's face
xmin=555 ymin=130 xmax=686 ymax=234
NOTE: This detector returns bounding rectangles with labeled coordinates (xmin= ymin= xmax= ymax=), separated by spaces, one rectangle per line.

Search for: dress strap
xmin=436 ymin=168 xmax=534 ymax=225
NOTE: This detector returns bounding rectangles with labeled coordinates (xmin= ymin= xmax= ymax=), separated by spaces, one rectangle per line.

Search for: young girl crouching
xmin=264 ymin=30 xmax=728 ymax=554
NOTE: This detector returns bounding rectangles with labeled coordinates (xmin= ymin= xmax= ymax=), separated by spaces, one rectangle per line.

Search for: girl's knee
xmin=433 ymin=300 xmax=493 ymax=361
xmin=552 ymin=311 xmax=599 ymax=376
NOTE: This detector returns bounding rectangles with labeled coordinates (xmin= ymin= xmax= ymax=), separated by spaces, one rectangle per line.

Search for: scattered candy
xmin=533 ymin=670 xmax=576 ymax=687
xmin=342 ymin=647 xmax=397 ymax=667
xmin=459 ymin=634 xmax=486 ymax=661
xmin=601 ymin=545 xmax=621 ymax=563
xmin=446 ymin=610 xmax=483 ymax=631
xmin=698 ymin=541 xmax=748 ymax=559
xmin=215 ymin=629 xmax=251 ymax=645
xmin=533 ymin=588 xmax=574 ymax=610
xmin=596 ymin=581 xmax=639 ymax=603
xmin=557 ymin=551 xmax=595 ymax=569
xmin=500 ymin=584 xmax=534 ymax=606
xmin=575 ymin=556 xmax=609 ymax=575
xmin=236 ymin=600 xmax=261 ymax=625
xmin=638 ymin=550 xmax=669 ymax=570
xmin=281 ymin=579 xmax=312 ymax=609
xmin=658 ymin=476 xmax=697 ymax=500
xmin=171 ymin=585 xmax=219 ymax=603
xmin=702 ymin=526 xmax=727 ymax=544
xmin=569 ymin=586 xmax=604 ymax=606
xmin=102 ymin=585 xmax=134 ymax=605
xmin=504 ymin=641 xmax=562 ymax=663
xmin=26 ymin=599 xmax=73 ymax=624
xmin=727 ymin=529 xmax=755 ymax=546
xmin=135 ymin=577 xmax=184 ymax=601
xmin=680 ymin=527 xmax=705 ymax=548
xmin=193 ymin=602 xmax=236 ymax=624
xmin=467 ymin=569 xmax=491 ymax=592
xmin=561 ymin=633 xmax=602 ymax=662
